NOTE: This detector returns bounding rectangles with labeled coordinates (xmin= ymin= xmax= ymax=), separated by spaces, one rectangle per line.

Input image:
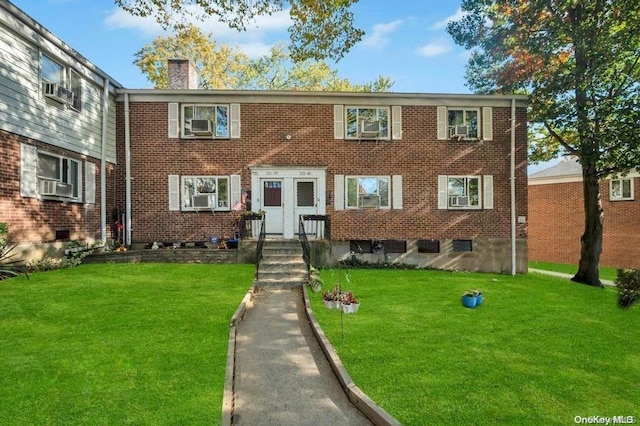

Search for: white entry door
xmin=294 ymin=179 xmax=318 ymax=236
xmin=261 ymin=179 xmax=284 ymax=235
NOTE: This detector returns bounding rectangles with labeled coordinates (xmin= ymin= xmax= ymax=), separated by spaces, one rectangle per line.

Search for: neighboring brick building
xmin=0 ymin=0 xmax=120 ymax=260
xmin=1 ymin=0 xmax=530 ymax=272
xmin=528 ymin=157 xmax=640 ymax=269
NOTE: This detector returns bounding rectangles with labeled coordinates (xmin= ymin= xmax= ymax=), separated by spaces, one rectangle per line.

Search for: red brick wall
xmin=528 ymin=177 xmax=640 ymax=269
xmin=116 ymin=102 xmax=528 ymax=244
xmin=0 ymin=130 xmax=114 ymax=246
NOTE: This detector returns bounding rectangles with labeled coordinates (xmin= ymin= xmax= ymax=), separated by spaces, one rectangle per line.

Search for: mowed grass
xmin=0 ymin=263 xmax=253 ymax=425
xmin=309 ymin=269 xmax=640 ymax=425
xmin=529 ymin=261 xmax=619 ymax=282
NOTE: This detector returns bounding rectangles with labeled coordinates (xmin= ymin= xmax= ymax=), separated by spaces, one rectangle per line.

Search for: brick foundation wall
xmin=528 ymin=177 xmax=640 ymax=269
xmin=116 ymin=102 xmax=528 ymax=245
xmin=0 ymin=130 xmax=115 ymax=259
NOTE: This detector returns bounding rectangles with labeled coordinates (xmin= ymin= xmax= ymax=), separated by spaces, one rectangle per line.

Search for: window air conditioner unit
xmin=449 ymin=125 xmax=469 ymax=138
xmin=359 ymin=120 xmax=380 ymax=138
xmin=192 ymin=194 xmax=216 ymax=210
xmin=43 ymin=82 xmax=74 ymax=105
xmin=189 ymin=119 xmax=213 ymax=136
xmin=359 ymin=194 xmax=380 ymax=208
xmin=451 ymin=196 xmax=469 ymax=207
xmin=39 ymin=180 xmax=74 ymax=197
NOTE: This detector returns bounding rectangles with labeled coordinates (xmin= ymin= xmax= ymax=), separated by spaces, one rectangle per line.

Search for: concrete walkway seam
xmin=221 ymin=286 xmax=254 ymax=426
xmin=302 ymin=286 xmax=401 ymax=426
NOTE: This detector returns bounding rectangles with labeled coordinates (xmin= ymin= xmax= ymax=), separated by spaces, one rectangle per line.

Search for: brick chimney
xmin=167 ymin=59 xmax=199 ymax=89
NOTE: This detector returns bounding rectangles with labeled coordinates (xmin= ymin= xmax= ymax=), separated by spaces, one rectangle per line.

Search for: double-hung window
xmin=447 ymin=176 xmax=481 ymax=208
xmin=181 ymin=176 xmax=229 ymax=211
xmin=610 ymin=178 xmax=634 ymax=201
xmin=41 ymin=53 xmax=82 ymax=111
xmin=448 ymin=108 xmax=478 ymax=139
xmin=345 ymin=107 xmax=389 ymax=139
xmin=37 ymin=151 xmax=81 ymax=199
xmin=182 ymin=104 xmax=229 ymax=138
xmin=346 ymin=176 xmax=390 ymax=209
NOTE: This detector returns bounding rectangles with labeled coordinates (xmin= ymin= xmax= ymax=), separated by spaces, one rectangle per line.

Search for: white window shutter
xmin=482 ymin=107 xmax=493 ymax=141
xmin=20 ymin=143 xmax=37 ymax=198
xmin=437 ymin=106 xmax=447 ymax=140
xmin=437 ymin=175 xmax=448 ymax=209
xmin=392 ymin=106 xmax=402 ymax=140
xmin=334 ymin=174 xmax=345 ymax=210
xmin=230 ymin=174 xmax=241 ymax=208
xmin=168 ymin=103 xmax=179 ymax=138
xmin=334 ymin=105 xmax=344 ymax=139
xmin=392 ymin=175 xmax=403 ymax=209
xmin=168 ymin=174 xmax=180 ymax=211
xmin=230 ymin=103 xmax=241 ymax=138
xmin=483 ymin=175 xmax=494 ymax=209
xmin=85 ymin=162 xmax=95 ymax=204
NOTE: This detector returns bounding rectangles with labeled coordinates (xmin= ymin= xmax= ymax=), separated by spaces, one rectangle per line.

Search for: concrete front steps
xmin=254 ymin=239 xmax=309 ymax=289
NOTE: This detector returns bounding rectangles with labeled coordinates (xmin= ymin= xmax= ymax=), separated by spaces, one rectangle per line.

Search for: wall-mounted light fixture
xmin=283 ymin=133 xmax=292 ymax=142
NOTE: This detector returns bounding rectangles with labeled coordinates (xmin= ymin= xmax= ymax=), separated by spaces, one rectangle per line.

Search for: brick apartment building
xmin=1 ymin=0 xmax=529 ymax=273
xmin=528 ymin=157 xmax=640 ymax=269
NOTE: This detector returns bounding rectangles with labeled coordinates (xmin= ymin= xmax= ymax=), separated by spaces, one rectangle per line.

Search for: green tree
xmin=134 ymin=29 xmax=393 ymax=92
xmin=116 ymin=0 xmax=363 ymax=62
xmin=448 ymin=1 xmax=640 ymax=286
xmin=133 ymin=23 xmax=249 ymax=89
xmin=237 ymin=43 xmax=394 ymax=91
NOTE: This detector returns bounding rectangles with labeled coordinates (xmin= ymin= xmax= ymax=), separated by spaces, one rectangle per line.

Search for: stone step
xmin=254 ymin=277 xmax=308 ymax=290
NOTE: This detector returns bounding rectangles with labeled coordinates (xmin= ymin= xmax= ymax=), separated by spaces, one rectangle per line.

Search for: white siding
xmin=0 ymin=24 xmax=117 ymax=164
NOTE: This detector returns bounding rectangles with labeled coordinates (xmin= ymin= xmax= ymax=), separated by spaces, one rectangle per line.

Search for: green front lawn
xmin=310 ymin=269 xmax=639 ymax=425
xmin=0 ymin=264 xmax=253 ymax=425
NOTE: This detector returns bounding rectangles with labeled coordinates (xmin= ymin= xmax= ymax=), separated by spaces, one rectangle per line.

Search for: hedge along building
xmin=114 ymin=60 xmax=529 ymax=273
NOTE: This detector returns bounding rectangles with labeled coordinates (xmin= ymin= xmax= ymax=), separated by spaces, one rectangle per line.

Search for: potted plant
xmin=341 ymin=290 xmax=360 ymax=314
xmin=461 ymin=289 xmax=482 ymax=308
xmin=308 ymin=266 xmax=323 ymax=293
xmin=322 ymin=285 xmax=342 ymax=309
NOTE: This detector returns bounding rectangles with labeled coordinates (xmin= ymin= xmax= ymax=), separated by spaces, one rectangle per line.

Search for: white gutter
xmin=100 ymin=79 xmax=109 ymax=245
xmin=124 ymin=93 xmax=132 ymax=246
xmin=510 ymin=98 xmax=517 ymax=276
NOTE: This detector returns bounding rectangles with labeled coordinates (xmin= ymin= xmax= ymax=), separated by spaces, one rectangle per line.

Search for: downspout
xmin=510 ymin=98 xmax=517 ymax=276
xmin=124 ymin=93 xmax=132 ymax=246
xmin=100 ymin=79 xmax=109 ymax=246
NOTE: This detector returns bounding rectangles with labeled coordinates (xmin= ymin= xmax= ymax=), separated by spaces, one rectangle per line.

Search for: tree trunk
xmin=572 ymin=163 xmax=604 ymax=287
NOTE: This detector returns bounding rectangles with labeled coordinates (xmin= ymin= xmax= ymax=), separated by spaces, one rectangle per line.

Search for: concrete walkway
xmin=230 ymin=288 xmax=374 ymax=426
xmin=528 ymin=268 xmax=615 ymax=287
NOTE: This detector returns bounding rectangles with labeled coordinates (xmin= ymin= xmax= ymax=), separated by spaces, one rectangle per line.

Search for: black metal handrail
xmin=255 ymin=215 xmax=266 ymax=280
xmin=298 ymin=215 xmax=311 ymax=278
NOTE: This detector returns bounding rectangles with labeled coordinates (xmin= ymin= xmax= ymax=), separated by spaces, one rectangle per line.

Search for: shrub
xmin=0 ymin=223 xmax=27 ymax=281
xmin=26 ymin=241 xmax=94 ymax=273
xmin=615 ymin=269 xmax=640 ymax=308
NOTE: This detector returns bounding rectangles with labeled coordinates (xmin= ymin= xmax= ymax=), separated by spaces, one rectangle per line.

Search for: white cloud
xmin=430 ymin=8 xmax=467 ymax=30
xmin=416 ymin=40 xmax=452 ymax=58
xmin=362 ymin=19 xmax=403 ymax=48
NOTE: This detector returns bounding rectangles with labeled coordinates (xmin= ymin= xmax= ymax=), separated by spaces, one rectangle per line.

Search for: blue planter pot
xmin=476 ymin=293 xmax=483 ymax=305
xmin=462 ymin=295 xmax=478 ymax=308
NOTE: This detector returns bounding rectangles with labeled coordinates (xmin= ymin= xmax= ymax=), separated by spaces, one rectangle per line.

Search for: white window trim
xmin=180 ymin=175 xmax=231 ymax=211
xmin=345 ymin=175 xmax=391 ymax=210
xmin=609 ymin=177 xmax=634 ymax=201
xmin=438 ymin=175 xmax=494 ymax=210
xmin=181 ymin=104 xmax=230 ymax=139
xmin=36 ymin=150 xmax=83 ymax=202
xmin=344 ymin=106 xmax=391 ymax=140
xmin=40 ymin=52 xmax=81 ymax=111
xmin=446 ymin=107 xmax=480 ymax=140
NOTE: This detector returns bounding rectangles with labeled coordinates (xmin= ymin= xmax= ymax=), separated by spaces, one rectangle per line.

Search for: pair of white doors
xmin=260 ymin=178 xmax=319 ymax=237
